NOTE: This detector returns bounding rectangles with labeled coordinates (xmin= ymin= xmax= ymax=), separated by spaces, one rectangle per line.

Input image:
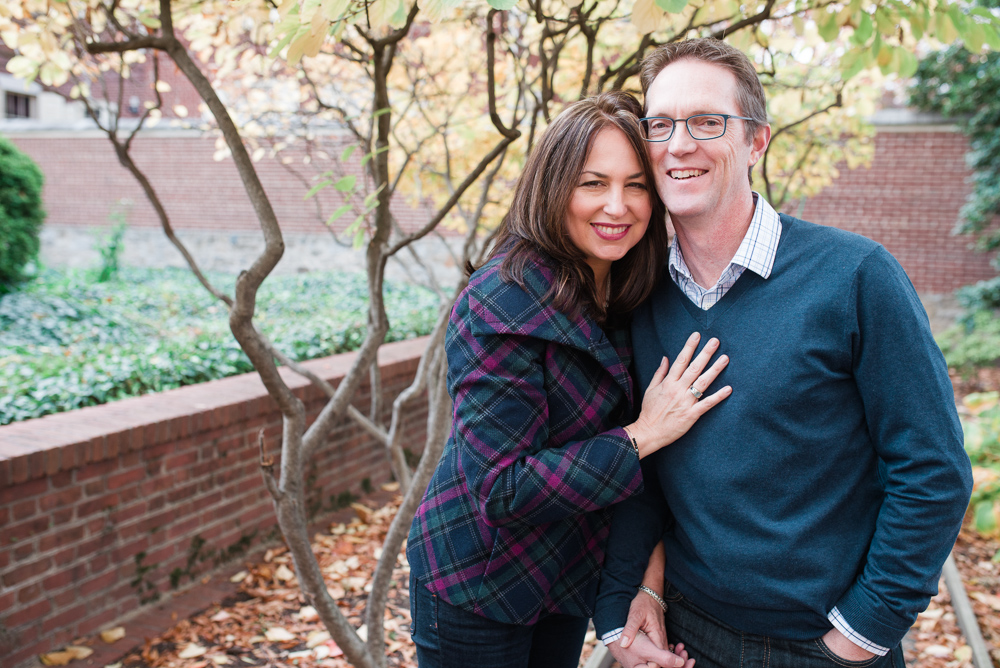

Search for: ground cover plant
xmin=0 ymin=267 xmax=438 ymax=425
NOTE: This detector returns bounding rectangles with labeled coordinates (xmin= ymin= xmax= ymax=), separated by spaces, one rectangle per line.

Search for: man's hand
xmin=608 ymin=634 xmax=694 ymax=668
xmin=821 ymin=628 xmax=876 ymax=662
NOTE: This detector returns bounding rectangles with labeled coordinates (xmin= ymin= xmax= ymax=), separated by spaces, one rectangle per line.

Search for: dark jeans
xmin=409 ymin=574 xmax=589 ymax=668
xmin=662 ymin=582 xmax=907 ymax=668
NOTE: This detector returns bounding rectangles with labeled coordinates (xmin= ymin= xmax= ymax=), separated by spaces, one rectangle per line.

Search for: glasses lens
xmin=644 ymin=118 xmax=674 ymax=141
xmin=688 ymin=115 xmax=726 ymax=139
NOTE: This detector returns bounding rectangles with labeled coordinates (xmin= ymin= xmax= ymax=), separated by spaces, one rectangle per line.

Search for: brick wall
xmin=798 ymin=129 xmax=996 ymax=295
xmin=0 ymin=337 xmax=429 ymax=668
xmin=7 ymin=132 xmax=433 ymax=237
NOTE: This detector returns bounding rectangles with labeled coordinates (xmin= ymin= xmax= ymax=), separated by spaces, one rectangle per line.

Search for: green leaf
xmin=934 ymin=12 xmax=959 ymax=44
xmin=654 ymin=0 xmax=688 ymax=13
xmin=353 ymin=227 xmax=366 ymax=250
xmin=139 ymin=15 xmax=162 ymax=29
xmin=334 ymin=175 xmax=357 ymax=192
xmin=361 ymin=145 xmax=390 ymax=167
xmin=898 ymin=49 xmax=918 ymax=78
xmin=854 ymin=13 xmax=873 ymax=44
xmin=966 ymin=23 xmax=986 ymax=54
xmin=818 ymin=11 xmax=840 ymax=42
xmin=947 ymin=5 xmax=968 ymax=35
xmin=363 ymin=184 xmax=386 ymax=210
xmin=304 ymin=179 xmax=332 ymax=199
xmin=910 ymin=10 xmax=926 ymax=40
xmin=984 ymin=25 xmax=1000 ymax=50
xmin=873 ymin=9 xmax=895 ymax=36
xmin=486 ymin=0 xmax=518 ymax=9
xmin=340 ymin=144 xmax=358 ymax=162
xmin=325 ymin=204 xmax=353 ymax=225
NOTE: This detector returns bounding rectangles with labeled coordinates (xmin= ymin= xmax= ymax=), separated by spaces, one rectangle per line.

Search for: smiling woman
xmin=405 ymin=91 xmax=732 ymax=668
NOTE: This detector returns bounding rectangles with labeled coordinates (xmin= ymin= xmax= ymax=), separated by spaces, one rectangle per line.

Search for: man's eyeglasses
xmin=639 ymin=114 xmax=755 ymax=142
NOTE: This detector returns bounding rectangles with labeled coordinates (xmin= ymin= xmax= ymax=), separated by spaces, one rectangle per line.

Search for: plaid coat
xmin=406 ymin=251 xmax=644 ymax=626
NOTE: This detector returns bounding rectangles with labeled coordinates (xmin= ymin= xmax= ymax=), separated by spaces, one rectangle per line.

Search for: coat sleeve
xmin=447 ymin=304 xmax=643 ymax=529
xmin=592 ymin=454 xmax=671 ymax=637
xmin=832 ymin=246 xmax=973 ymax=648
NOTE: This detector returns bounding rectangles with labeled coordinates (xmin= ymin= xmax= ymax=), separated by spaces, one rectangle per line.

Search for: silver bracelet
xmin=638 ymin=585 xmax=668 ymax=613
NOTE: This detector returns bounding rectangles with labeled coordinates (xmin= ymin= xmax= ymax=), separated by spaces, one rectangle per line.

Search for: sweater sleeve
xmin=592 ymin=455 xmax=671 ymax=637
xmin=449 ymin=319 xmax=643 ymax=528
xmin=833 ymin=246 xmax=973 ymax=648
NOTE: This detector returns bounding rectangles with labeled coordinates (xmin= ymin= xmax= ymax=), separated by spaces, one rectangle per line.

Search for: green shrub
xmin=0 ymin=137 xmax=45 ymax=293
xmin=0 ymin=267 xmax=439 ymax=424
xmin=962 ymin=392 xmax=1000 ymax=541
xmin=936 ymin=309 xmax=1000 ymax=375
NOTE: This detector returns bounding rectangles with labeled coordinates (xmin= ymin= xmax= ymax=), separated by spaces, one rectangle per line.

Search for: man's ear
xmin=749 ymin=123 xmax=771 ymax=166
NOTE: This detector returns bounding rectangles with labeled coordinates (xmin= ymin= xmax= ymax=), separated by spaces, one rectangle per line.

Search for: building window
xmin=5 ymin=92 xmax=34 ymax=119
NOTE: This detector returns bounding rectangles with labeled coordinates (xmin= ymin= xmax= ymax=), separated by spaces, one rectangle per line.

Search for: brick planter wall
xmin=0 ymin=337 xmax=429 ymax=668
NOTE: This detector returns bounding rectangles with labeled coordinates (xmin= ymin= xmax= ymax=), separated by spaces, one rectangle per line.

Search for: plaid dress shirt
xmin=407 ymin=251 xmax=644 ymax=625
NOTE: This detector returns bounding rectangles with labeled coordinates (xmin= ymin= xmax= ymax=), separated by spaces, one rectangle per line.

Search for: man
xmin=592 ymin=38 xmax=973 ymax=668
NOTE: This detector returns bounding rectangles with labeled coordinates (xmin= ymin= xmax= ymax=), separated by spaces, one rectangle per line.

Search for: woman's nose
xmin=604 ymin=187 xmax=627 ymax=217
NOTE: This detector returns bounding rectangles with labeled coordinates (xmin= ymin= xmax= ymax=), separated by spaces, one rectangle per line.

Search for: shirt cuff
xmin=828 ymin=607 xmax=890 ymax=656
xmin=601 ymin=628 xmax=625 ymax=646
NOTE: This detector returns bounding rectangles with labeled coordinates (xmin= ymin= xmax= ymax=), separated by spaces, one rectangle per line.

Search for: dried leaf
xmin=100 ymin=627 xmax=126 ymax=644
xmin=351 ymin=502 xmax=374 ymax=523
xmin=307 ymin=630 xmax=331 ymax=648
xmin=381 ymin=482 xmax=400 ymax=492
xmin=264 ymin=627 xmax=296 ymax=642
xmin=298 ymin=605 xmax=319 ymax=622
xmin=178 ymin=643 xmax=207 ymax=659
xmin=210 ymin=610 xmax=231 ymax=622
xmin=274 ymin=564 xmax=295 ymax=581
xmin=39 ymin=652 xmax=74 ymax=666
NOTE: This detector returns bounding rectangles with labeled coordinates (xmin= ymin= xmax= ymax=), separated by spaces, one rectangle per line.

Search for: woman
xmin=406 ymin=91 xmax=730 ymax=668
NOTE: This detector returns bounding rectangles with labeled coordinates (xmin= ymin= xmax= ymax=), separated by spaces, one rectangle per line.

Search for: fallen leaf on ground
xmin=351 ymin=503 xmax=374 ymax=523
xmin=177 ymin=643 xmax=207 ymax=659
xmin=100 ymin=627 xmax=126 ymax=644
xmin=210 ymin=610 xmax=231 ymax=622
xmin=264 ymin=627 xmax=296 ymax=642
xmin=229 ymin=570 xmax=249 ymax=583
xmin=274 ymin=564 xmax=295 ymax=581
xmin=39 ymin=652 xmax=74 ymax=666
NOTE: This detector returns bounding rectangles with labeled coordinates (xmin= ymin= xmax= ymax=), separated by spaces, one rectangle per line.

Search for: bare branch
xmin=259 ymin=430 xmax=283 ymax=501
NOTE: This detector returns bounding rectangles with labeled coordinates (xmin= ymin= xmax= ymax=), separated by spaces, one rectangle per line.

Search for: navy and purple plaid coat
xmin=406 ymin=251 xmax=645 ymax=626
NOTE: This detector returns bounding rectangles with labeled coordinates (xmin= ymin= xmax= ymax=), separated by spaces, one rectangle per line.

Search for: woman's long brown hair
xmin=481 ymin=90 xmax=668 ymax=326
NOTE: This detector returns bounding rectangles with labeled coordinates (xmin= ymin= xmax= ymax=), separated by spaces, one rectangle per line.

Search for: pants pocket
xmin=810 ymin=638 xmax=883 ymax=667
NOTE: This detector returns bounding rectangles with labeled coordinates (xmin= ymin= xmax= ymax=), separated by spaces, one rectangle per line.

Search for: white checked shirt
xmin=667 ymin=192 xmax=780 ymax=309
xmin=602 ymin=193 xmax=890 ymax=657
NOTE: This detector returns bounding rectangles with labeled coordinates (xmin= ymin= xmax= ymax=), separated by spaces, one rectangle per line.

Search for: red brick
xmin=13 ymin=542 xmax=34 ymax=561
xmin=78 ymin=569 xmax=118 ymax=597
xmin=39 ymin=524 xmax=85 ymax=553
xmin=2 ymin=557 xmax=52 ymax=587
xmin=164 ymin=450 xmax=198 ymax=471
xmin=76 ymin=458 xmax=118 ymax=482
xmin=42 ymin=601 xmax=90 ymax=634
xmin=77 ymin=492 xmax=119 ymax=518
xmin=5 ymin=516 xmax=50 ymax=542
xmin=39 ymin=486 xmax=83 ymax=511
xmin=12 ymin=598 xmax=51 ymax=625
xmin=0 ymin=477 xmax=46 ymax=504
xmin=17 ymin=582 xmax=42 ymax=603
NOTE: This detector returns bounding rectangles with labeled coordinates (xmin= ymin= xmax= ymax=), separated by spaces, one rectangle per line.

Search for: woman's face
xmin=565 ymin=127 xmax=652 ymax=284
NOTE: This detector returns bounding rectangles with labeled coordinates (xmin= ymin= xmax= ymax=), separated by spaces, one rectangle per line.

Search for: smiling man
xmin=592 ymin=39 xmax=974 ymax=668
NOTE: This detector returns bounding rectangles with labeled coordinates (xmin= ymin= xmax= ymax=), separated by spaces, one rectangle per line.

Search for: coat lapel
xmin=467 ymin=254 xmax=634 ymax=407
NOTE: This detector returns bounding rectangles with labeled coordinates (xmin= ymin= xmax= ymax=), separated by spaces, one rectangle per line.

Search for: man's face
xmin=644 ymin=59 xmax=765 ymax=227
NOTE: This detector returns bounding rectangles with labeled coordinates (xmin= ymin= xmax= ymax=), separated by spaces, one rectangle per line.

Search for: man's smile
xmin=668 ymin=169 xmax=708 ymax=180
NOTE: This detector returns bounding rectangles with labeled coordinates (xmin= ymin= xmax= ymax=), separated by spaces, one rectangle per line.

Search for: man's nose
xmin=667 ymin=124 xmax=697 ymax=156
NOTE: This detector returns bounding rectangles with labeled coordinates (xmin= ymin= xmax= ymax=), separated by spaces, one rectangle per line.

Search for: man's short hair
xmin=640 ymin=38 xmax=767 ymax=147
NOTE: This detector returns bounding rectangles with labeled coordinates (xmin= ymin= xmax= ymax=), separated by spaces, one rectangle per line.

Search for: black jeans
xmin=663 ymin=582 xmax=907 ymax=668
xmin=409 ymin=574 xmax=589 ymax=668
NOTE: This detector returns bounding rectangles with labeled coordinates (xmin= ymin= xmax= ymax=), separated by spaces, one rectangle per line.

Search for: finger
xmin=621 ymin=615 xmax=643 ymax=648
xmin=646 ymin=625 xmax=666 ymax=649
xmin=678 ymin=337 xmax=720 ymax=386
xmin=647 ymin=355 xmax=670 ymax=391
xmin=666 ymin=332 xmax=701 ymax=381
xmin=694 ymin=385 xmax=732 ymax=414
xmin=692 ymin=353 xmax=729 ymax=390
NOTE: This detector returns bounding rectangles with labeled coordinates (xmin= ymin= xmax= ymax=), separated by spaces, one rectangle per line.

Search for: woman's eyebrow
xmin=580 ymin=170 xmax=645 ymax=179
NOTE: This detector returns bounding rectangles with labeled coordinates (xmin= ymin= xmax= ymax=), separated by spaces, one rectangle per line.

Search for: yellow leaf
xmin=66 ymin=647 xmax=93 ymax=660
xmin=274 ymin=564 xmax=295 ymax=581
xmin=39 ymin=652 xmax=73 ymax=666
xmin=99 ymin=627 xmax=126 ymax=644
xmin=954 ymin=645 xmax=973 ymax=662
xmin=630 ymin=0 xmax=668 ymax=35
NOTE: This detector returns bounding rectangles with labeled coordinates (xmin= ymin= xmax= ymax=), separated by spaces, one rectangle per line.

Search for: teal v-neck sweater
xmin=594 ymin=215 xmax=973 ymax=648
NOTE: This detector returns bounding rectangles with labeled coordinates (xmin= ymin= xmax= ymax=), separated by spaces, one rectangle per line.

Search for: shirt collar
xmin=668 ymin=192 xmax=782 ymax=282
